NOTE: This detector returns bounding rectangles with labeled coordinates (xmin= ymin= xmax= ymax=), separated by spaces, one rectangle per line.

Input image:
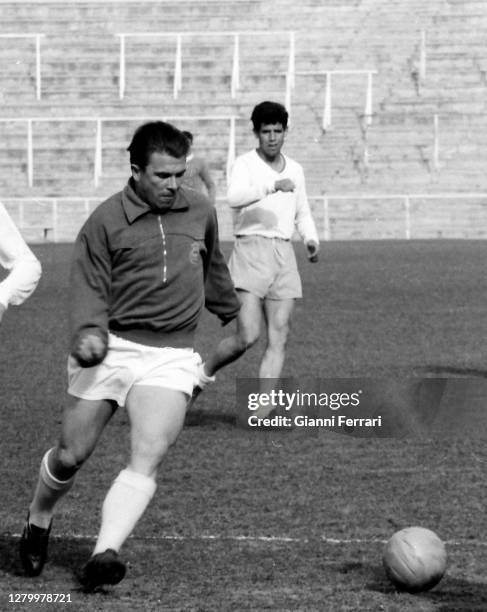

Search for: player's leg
xmin=250 ymin=239 xmax=300 ymax=418
xmin=260 ymin=297 xmax=295 ymax=379
xmin=236 ymin=297 xmax=294 ymax=423
xmin=81 ymin=385 xmax=187 ymax=588
xmin=29 ymin=397 xmax=116 ymax=526
xmin=186 ymin=290 xmax=263 ymax=423
xmin=198 ymin=234 xmax=272 ymax=383
xmin=245 ymin=297 xmax=295 ymax=419
xmin=20 ymin=397 xmax=115 ymax=576
xmin=203 ymin=289 xmax=263 ymax=377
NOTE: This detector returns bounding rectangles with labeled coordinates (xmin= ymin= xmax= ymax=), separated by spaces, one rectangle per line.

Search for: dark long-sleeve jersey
xmin=69 ymin=180 xmax=240 ymax=351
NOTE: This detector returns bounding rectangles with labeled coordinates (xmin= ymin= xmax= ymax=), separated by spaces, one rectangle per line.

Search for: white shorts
xmin=67 ymin=333 xmax=202 ymax=407
xmin=228 ymin=235 xmax=302 ymax=299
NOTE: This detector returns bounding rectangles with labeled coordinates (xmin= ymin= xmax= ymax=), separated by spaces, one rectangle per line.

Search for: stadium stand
xmin=0 ymin=0 xmax=485 ymax=240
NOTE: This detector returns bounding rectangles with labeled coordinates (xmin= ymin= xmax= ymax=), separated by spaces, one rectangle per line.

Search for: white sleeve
xmin=227 ymin=156 xmax=275 ymax=209
xmin=0 ymin=203 xmax=42 ymax=309
xmin=294 ymin=170 xmax=319 ymax=244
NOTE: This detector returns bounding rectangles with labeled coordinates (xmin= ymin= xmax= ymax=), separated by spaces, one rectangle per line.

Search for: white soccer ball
xmin=382 ymin=526 xmax=447 ymax=593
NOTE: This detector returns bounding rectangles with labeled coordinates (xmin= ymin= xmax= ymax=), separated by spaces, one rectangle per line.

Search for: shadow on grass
xmin=0 ymin=533 xmax=93 ymax=578
xmin=184 ymin=409 xmax=236 ymax=428
xmin=367 ymin=563 xmax=487 ymax=611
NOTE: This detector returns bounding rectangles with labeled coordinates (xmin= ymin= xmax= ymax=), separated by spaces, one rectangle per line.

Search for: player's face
xmin=255 ymin=122 xmax=287 ymax=160
xmin=131 ymin=150 xmax=186 ymax=212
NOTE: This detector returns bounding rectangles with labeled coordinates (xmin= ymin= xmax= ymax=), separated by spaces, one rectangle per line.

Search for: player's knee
xmin=54 ymin=444 xmax=89 ymax=477
xmin=270 ymin=323 xmax=290 ymax=349
xmin=131 ymin=439 xmax=171 ymax=476
xmin=140 ymin=431 xmax=175 ymax=459
xmin=238 ymin=326 xmax=260 ymax=350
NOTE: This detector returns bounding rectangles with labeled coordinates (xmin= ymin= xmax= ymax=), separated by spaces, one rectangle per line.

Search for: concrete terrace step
xmin=433 ymin=11 xmax=487 ymax=24
xmin=420 ymin=75 xmax=484 ymax=91
xmin=366 ymin=131 xmax=433 ymax=149
xmin=0 ymin=1 xmax=265 ymax=29
xmin=380 ymin=99 xmax=486 ymax=114
xmin=36 ymin=35 xmax=303 ymax=58
xmin=0 ymin=98 xmax=211 ymax=115
xmin=0 ymin=94 xmax=280 ymax=116
xmin=426 ymin=38 xmax=487 ymax=50
xmin=0 ymin=2 xmax=369 ymax=35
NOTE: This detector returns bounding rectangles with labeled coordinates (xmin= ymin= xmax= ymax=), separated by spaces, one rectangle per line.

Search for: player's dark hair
xmin=251 ymin=101 xmax=289 ymax=131
xmin=127 ymin=121 xmax=190 ymax=169
xmin=181 ymin=130 xmax=194 ymax=144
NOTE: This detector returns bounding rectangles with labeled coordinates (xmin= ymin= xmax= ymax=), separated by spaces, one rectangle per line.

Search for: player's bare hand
xmin=72 ymin=331 xmax=107 ymax=367
xmin=274 ymin=178 xmax=295 ymax=192
xmin=0 ymin=303 xmax=6 ymax=325
xmin=306 ymin=240 xmax=319 ymax=263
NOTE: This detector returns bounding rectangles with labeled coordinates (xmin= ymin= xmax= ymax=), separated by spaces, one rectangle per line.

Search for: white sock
xmin=93 ymin=469 xmax=156 ymax=555
xmin=197 ymin=362 xmax=216 ymax=389
xmin=29 ymin=448 xmax=75 ymax=528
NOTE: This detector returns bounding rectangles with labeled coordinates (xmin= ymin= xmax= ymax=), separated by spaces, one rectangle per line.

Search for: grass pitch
xmin=1 ymin=240 xmax=487 ymax=611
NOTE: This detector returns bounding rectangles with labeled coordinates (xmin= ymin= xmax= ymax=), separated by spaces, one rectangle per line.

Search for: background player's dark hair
xmin=181 ymin=130 xmax=194 ymax=144
xmin=251 ymin=101 xmax=289 ymax=131
xmin=127 ymin=121 xmax=190 ymax=169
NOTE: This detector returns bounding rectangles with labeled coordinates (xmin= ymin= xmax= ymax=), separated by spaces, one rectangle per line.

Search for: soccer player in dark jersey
xmin=20 ymin=121 xmax=240 ymax=590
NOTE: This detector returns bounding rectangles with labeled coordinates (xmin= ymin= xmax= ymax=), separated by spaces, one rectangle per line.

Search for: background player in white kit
xmin=195 ymin=101 xmax=320 ymax=417
xmin=0 ymin=202 xmax=42 ymax=325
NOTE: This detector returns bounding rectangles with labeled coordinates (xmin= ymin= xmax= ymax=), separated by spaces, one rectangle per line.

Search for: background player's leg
xmin=203 ymin=290 xmax=263 ymax=377
xmin=242 ymin=298 xmax=295 ymax=421
xmin=28 ymin=397 xmax=116 ymax=529
xmin=188 ymin=291 xmax=264 ymax=424
xmin=92 ymin=385 xmax=187 ymax=556
xmin=260 ymin=298 xmax=295 ymax=379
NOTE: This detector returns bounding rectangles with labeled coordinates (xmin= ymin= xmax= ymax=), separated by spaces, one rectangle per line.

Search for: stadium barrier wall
xmin=4 ymin=193 xmax=487 ymax=243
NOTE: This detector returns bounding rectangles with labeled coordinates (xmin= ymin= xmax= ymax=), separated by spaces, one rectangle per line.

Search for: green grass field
xmin=1 ymin=240 xmax=487 ymax=611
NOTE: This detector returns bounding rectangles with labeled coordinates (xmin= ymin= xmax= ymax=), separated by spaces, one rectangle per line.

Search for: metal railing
xmin=313 ymin=193 xmax=487 ymax=240
xmin=116 ymin=30 xmax=295 ymax=101
xmin=0 ymin=27 xmax=433 ymax=108
xmin=290 ymin=70 xmax=378 ymax=130
xmin=0 ymin=34 xmax=44 ymax=100
xmin=0 ymin=30 xmax=383 ymax=122
xmin=0 ymin=115 xmax=238 ymax=188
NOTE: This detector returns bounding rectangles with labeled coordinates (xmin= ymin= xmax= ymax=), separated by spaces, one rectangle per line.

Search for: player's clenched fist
xmin=306 ymin=240 xmax=319 ymax=263
xmin=274 ymin=178 xmax=295 ymax=192
xmin=71 ymin=329 xmax=108 ymax=368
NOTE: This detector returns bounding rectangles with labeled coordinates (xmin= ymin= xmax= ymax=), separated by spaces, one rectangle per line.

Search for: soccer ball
xmin=382 ymin=527 xmax=447 ymax=593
